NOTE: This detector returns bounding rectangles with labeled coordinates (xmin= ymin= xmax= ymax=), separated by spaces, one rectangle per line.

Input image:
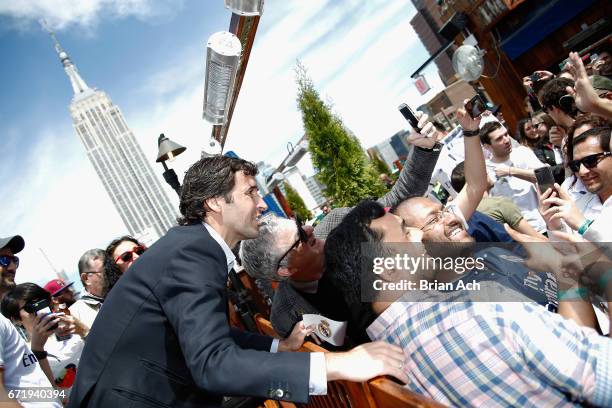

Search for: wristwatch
xmin=32 ymin=350 xmax=48 ymax=360
xmin=417 ymin=142 xmax=443 ymax=152
xmin=462 ymin=128 xmax=479 ymax=137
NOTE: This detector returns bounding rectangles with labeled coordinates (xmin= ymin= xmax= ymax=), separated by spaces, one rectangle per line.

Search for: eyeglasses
xmin=568 ymin=152 xmax=611 ymax=172
xmin=0 ymin=255 xmax=19 ymax=268
xmin=276 ymin=217 xmax=308 ymax=271
xmin=420 ymin=210 xmax=451 ymax=232
xmin=115 ymin=245 xmax=147 ymax=264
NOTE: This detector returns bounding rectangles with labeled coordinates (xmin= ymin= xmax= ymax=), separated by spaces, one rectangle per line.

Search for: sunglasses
xmin=276 ymin=217 xmax=308 ymax=271
xmin=568 ymin=152 xmax=611 ymax=172
xmin=115 ymin=245 xmax=146 ymax=264
xmin=0 ymin=255 xmax=19 ymax=268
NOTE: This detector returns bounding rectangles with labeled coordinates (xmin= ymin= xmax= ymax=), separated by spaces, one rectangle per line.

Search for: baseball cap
xmin=590 ymin=75 xmax=612 ymax=92
xmin=0 ymin=235 xmax=25 ymax=254
xmin=43 ymin=279 xmax=75 ymax=296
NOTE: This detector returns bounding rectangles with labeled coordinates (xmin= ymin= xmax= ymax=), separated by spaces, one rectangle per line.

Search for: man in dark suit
xmin=69 ymin=156 xmax=407 ymax=408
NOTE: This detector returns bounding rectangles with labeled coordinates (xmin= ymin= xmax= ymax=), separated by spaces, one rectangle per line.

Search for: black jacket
xmin=68 ymin=224 xmax=310 ymax=407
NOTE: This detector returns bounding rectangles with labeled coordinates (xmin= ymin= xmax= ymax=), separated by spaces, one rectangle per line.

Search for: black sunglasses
xmin=276 ymin=217 xmax=308 ymax=271
xmin=0 ymin=255 xmax=19 ymax=268
xmin=568 ymin=152 xmax=611 ymax=172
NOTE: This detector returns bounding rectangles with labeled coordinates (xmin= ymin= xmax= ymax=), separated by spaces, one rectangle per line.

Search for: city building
xmin=280 ymin=166 xmax=319 ymax=211
xmin=417 ymin=79 xmax=478 ymax=128
xmin=413 ymin=0 xmax=610 ymax=132
xmin=410 ymin=0 xmax=458 ymax=85
xmin=368 ymin=130 xmax=413 ymax=171
xmin=304 ymin=175 xmax=327 ymax=208
xmin=50 ymin=32 xmax=176 ymax=242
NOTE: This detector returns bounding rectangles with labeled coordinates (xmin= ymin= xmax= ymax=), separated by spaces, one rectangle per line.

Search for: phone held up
xmin=398 ymin=103 xmax=421 ymax=132
xmin=534 ymin=166 xmax=555 ymax=196
xmin=23 ymin=298 xmax=72 ymax=341
xmin=465 ymin=94 xmax=487 ymax=119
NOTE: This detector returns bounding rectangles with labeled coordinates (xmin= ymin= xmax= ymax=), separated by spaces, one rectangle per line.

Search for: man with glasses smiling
xmin=393 ymin=105 xmax=558 ymax=312
xmin=0 ymin=235 xmax=24 ymax=301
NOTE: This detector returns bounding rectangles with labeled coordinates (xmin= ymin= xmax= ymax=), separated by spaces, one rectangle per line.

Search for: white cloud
xmin=0 ymin=0 xmax=181 ymax=32
xmin=4 ymin=125 xmax=126 ymax=286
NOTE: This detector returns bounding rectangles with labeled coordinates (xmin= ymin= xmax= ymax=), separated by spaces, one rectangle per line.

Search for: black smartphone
xmin=398 ymin=103 xmax=421 ymax=132
xmin=530 ymin=72 xmax=541 ymax=83
xmin=534 ymin=166 xmax=555 ymax=194
xmin=23 ymin=298 xmax=51 ymax=314
xmin=465 ymin=94 xmax=487 ymax=119
xmin=25 ymin=298 xmax=60 ymax=331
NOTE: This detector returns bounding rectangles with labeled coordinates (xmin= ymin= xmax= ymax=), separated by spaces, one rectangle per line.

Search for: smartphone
xmin=465 ymin=94 xmax=487 ymax=119
xmin=530 ymin=72 xmax=541 ymax=83
xmin=27 ymin=299 xmax=60 ymax=331
xmin=398 ymin=103 xmax=421 ymax=132
xmin=534 ymin=167 xmax=555 ymax=194
xmin=24 ymin=298 xmax=51 ymax=314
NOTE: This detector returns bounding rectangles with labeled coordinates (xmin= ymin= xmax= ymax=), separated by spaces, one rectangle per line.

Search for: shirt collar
xmin=203 ymin=222 xmax=236 ymax=273
xmin=80 ymin=290 xmax=104 ymax=305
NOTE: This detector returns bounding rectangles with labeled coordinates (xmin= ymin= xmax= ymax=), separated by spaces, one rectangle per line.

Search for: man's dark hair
xmin=567 ymin=127 xmax=611 ymax=164
xmin=450 ymin=161 xmax=466 ymax=193
xmin=1 ymin=283 xmax=51 ymax=322
xmin=105 ymin=236 xmax=142 ymax=260
xmin=324 ymin=200 xmax=386 ymax=342
xmin=178 ymin=156 xmax=258 ymax=226
xmin=479 ymin=121 xmax=502 ymax=145
xmin=538 ymin=77 xmax=575 ymax=115
xmin=566 ymin=114 xmax=611 ymax=163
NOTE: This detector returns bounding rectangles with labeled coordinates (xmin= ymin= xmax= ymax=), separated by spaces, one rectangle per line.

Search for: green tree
xmin=296 ymin=63 xmax=386 ymax=206
xmin=283 ymin=182 xmax=313 ymax=220
xmin=370 ymin=152 xmax=392 ymax=177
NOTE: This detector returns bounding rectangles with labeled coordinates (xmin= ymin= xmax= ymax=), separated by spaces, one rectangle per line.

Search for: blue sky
xmin=0 ymin=0 xmax=445 ymax=286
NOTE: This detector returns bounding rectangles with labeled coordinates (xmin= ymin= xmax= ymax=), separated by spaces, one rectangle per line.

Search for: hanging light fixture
xmin=202 ymin=31 xmax=242 ymax=125
xmin=224 ymin=0 xmax=264 ymax=16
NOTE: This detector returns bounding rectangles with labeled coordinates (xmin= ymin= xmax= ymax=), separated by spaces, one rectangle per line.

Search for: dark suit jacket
xmin=68 ymin=224 xmax=310 ymax=408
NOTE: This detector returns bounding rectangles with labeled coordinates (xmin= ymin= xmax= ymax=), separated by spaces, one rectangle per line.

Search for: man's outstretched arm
xmin=378 ymin=112 xmax=443 ymax=209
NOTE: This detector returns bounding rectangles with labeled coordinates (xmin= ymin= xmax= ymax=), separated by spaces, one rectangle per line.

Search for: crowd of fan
xmin=0 ymin=235 xmax=145 ymax=406
xmin=0 ymin=47 xmax=611 ymax=407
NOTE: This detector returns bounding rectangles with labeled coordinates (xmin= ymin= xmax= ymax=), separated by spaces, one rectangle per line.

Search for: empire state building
xmin=50 ymin=32 xmax=176 ymax=242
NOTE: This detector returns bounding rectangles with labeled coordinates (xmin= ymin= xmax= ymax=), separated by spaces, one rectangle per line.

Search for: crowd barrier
xmin=254 ymin=315 xmax=446 ymax=408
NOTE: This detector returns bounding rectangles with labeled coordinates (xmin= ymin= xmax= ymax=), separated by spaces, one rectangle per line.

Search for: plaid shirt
xmin=367 ymin=293 xmax=612 ymax=407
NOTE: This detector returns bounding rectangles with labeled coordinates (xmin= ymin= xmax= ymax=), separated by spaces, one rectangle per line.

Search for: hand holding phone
xmin=535 ymin=167 xmax=556 ymax=195
xmin=398 ymin=103 xmax=421 ymax=132
xmin=465 ymin=95 xmax=487 ymax=119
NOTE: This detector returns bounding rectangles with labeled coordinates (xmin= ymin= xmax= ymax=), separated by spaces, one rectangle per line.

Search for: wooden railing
xmin=254 ymin=316 xmax=446 ymax=408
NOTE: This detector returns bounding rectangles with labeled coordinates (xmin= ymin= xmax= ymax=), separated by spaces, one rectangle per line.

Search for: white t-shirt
xmin=0 ymin=316 xmax=62 ymax=408
xmin=69 ymin=293 xmax=102 ymax=330
xmin=44 ymin=334 xmax=85 ymax=395
xmin=486 ymin=146 xmax=547 ymax=232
